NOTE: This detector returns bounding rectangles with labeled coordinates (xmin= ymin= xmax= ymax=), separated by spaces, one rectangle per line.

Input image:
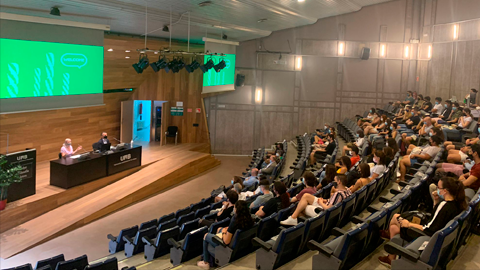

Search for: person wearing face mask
xmin=458 ymin=144 xmax=480 ymax=200
xmin=60 ymin=138 xmax=82 ymax=158
xmin=249 ymin=179 xmax=273 ymax=209
xmin=465 ymin=88 xmax=478 ymax=108
xmin=370 ymin=150 xmax=386 ymax=181
xmin=378 ymin=176 xmax=466 ymax=268
xmin=446 ymin=102 xmax=463 ymax=124
xmin=398 ymin=135 xmax=442 ymax=182
xmin=290 ymin=172 xmax=317 ymax=203
xmin=385 ymin=123 xmax=398 ymax=141
xmin=443 ymin=107 xmax=473 ymax=142
xmin=281 ymin=175 xmax=352 ymax=225
xmin=349 ymin=145 xmax=361 ymax=166
xmin=348 ymin=163 xmax=371 ymax=193
xmin=310 ymin=134 xmax=336 ymax=165
xmin=93 ymin=132 xmax=110 ymax=151
xmin=418 ymin=116 xmax=433 ymax=136
xmin=431 ymin=97 xmax=444 ymax=115
xmin=421 ymin=96 xmax=433 ymax=112
xmin=431 ymin=100 xmax=452 ymax=124
xmin=243 ymin=169 xmax=259 ymax=187
xmin=398 ymin=91 xmax=415 ymax=106
xmin=357 ymin=108 xmax=376 ymax=126
xmin=404 ymin=107 xmax=421 ymax=129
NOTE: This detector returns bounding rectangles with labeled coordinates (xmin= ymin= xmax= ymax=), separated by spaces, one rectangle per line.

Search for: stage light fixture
xmin=150 ymin=56 xmax=168 ymax=72
xmin=214 ymin=59 xmax=226 ymax=72
xmin=200 ymin=58 xmax=214 ymax=73
xmin=175 ymin=58 xmax=186 ymax=73
xmin=132 ymin=54 xmax=149 ymax=74
xmin=185 ymin=59 xmax=200 ymax=73
xmin=163 ymin=25 xmax=169 ymax=32
xmin=165 ymin=58 xmax=178 ymax=73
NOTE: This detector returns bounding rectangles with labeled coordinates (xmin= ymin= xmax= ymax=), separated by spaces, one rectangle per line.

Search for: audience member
xmin=280 ymin=175 xmax=352 ymax=225
xmin=385 ymin=123 xmax=398 ymax=140
xmin=431 ymin=97 xmax=444 ymax=115
xmin=249 ymin=180 xmax=273 ymax=209
xmin=418 ymin=116 xmax=433 ymax=136
xmin=421 ymin=96 xmax=433 ymax=112
xmin=255 ymin=181 xmax=290 ymax=218
xmin=432 ymin=100 xmax=452 ymax=123
xmin=383 ymin=147 xmax=394 ymax=166
xmin=378 ymin=176 xmax=466 ymax=267
xmin=243 ymin=170 xmax=259 ymax=187
xmin=201 ymin=190 xmax=238 ymax=227
xmin=414 ymin=94 xmax=424 ymax=108
xmin=335 ymin=156 xmax=352 ymax=175
xmin=466 ymin=88 xmax=478 ymax=107
xmin=457 ymin=144 xmax=480 ymax=200
xmin=443 ymin=108 xmax=473 ymax=142
xmin=357 ymin=108 xmax=376 ymax=126
xmin=342 ymin=130 xmax=365 ymax=156
xmin=349 ymin=145 xmax=361 ymax=165
xmin=291 ymin=172 xmax=317 ymax=203
xmin=398 ymin=135 xmax=442 ymax=182
xmin=349 ymin=163 xmax=372 ymax=193
xmin=317 ymin=164 xmax=336 ymax=189
xmin=197 ymin=200 xmax=254 ymax=270
xmin=310 ymin=134 xmax=336 ymax=165
xmin=387 ymin=138 xmax=399 ymax=154
xmin=370 ymin=150 xmax=387 ymax=181
xmin=405 ymin=107 xmax=421 ymax=129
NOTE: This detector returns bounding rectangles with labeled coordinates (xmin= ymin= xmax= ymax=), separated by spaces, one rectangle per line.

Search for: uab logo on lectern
xmin=120 ymin=154 xmax=131 ymax=161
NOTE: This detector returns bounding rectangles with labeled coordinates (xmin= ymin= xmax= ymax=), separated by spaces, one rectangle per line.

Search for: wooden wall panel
xmin=212 ymin=110 xmax=254 ymax=154
xmin=0 ymin=92 xmax=132 ymax=161
xmin=298 ymin=108 xmax=335 ymax=134
xmin=131 ymin=66 xmax=209 ymax=146
xmin=258 ymin=111 xmax=294 ymax=147
xmin=428 ymin=43 xmax=453 ymax=98
xmin=451 ymin=41 xmax=480 ymax=98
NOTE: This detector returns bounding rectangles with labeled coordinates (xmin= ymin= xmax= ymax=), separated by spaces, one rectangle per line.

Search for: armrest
xmin=332 ymin=227 xmax=347 ymax=237
xmin=277 ymin=226 xmax=286 ymax=234
xmin=212 ymin=235 xmax=227 ymax=247
xmin=379 ymin=196 xmax=393 ymax=203
xmin=307 ymin=240 xmax=333 ymax=257
xmin=252 ymin=237 xmax=272 ymax=251
xmin=167 ymin=238 xmax=181 ymax=249
xmin=142 ymin=236 xmax=154 ymax=246
xmin=351 ymin=215 xmax=365 ymax=224
xmin=107 ymin=234 xmax=116 ymax=241
xmin=122 ymin=235 xmax=133 ymax=244
xmin=384 ymin=242 xmax=420 ymax=262
xmin=406 ymin=227 xmax=427 ymax=239
xmin=367 ymin=206 xmax=380 ymax=213
xmin=398 ymin=181 xmax=410 ymax=187
xmin=389 ymin=188 xmax=402 ymax=195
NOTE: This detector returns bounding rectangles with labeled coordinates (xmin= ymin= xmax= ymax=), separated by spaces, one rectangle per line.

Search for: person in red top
xmin=459 ymin=144 xmax=480 ymax=200
xmin=290 ymin=171 xmax=317 ymax=203
xmin=349 ymin=145 xmax=361 ymax=166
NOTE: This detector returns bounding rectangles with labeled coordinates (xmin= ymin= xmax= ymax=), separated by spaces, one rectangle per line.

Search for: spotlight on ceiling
xmin=214 ymin=60 xmax=226 ymax=72
xmin=50 ymin=7 xmax=61 ymax=16
xmin=162 ymin=25 xmax=169 ymax=32
xmin=165 ymin=58 xmax=185 ymax=73
xmin=200 ymin=58 xmax=214 ymax=73
xmin=185 ymin=59 xmax=200 ymax=73
xmin=132 ymin=54 xmax=149 ymax=74
xmin=176 ymin=58 xmax=185 ymax=72
xmin=150 ymin=56 xmax=168 ymax=72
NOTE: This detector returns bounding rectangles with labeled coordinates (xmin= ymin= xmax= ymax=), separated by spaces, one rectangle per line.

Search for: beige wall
xmin=207 ymin=0 xmax=480 ymax=155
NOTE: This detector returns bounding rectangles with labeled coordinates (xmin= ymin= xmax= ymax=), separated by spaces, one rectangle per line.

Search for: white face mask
xmin=386 ymin=142 xmax=389 ymax=147
xmin=349 ymin=150 xmax=352 ymax=156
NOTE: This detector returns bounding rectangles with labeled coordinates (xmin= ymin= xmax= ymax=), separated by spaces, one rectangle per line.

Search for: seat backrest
xmin=35 ymin=254 xmax=65 ymax=270
xmin=155 ymin=226 xmax=180 ymax=253
xmin=420 ymin=220 xmax=459 ymax=268
xmin=177 ymin=212 xmax=195 ymax=227
xmin=468 ymin=194 xmax=480 ymax=227
xmin=36 ymin=266 xmax=52 ymax=270
xmin=273 ymin=223 xmax=305 ymax=266
xmin=364 ymin=210 xmax=388 ymax=251
xmin=339 ymin=195 xmax=356 ymax=227
xmin=229 ymin=224 xmax=259 ymax=260
xmin=277 ymin=204 xmax=295 ymax=222
xmin=364 ymin=179 xmax=377 ymax=205
xmin=134 ymin=226 xmax=157 ymax=245
xmin=333 ymin=223 xmax=369 ymax=262
xmin=353 ymin=186 xmax=367 ymax=215
xmin=4 ymin=264 xmax=33 ymax=270
xmin=321 ymin=183 xmax=334 ymax=200
xmin=158 ymin=212 xmax=175 ymax=224
xmin=302 ymin=211 xmax=326 ymax=246
xmin=85 ymin=257 xmax=118 ymax=270
xmin=210 ymin=200 xmax=224 ymax=210
xmin=189 ymin=201 xmax=203 ymax=213
xmin=55 ymin=255 xmax=88 ymax=270
xmin=194 ymin=205 xmax=211 ymax=219
xmin=179 ymin=218 xmax=200 ymax=240
xmin=323 ymin=202 xmax=343 ymax=239
xmin=175 ymin=206 xmax=191 ymax=219
xmin=382 ymin=200 xmax=403 ymax=224
xmin=179 ymin=226 xmax=208 ymax=262
xmin=209 ymin=218 xmax=230 ymax=234
xmin=257 ymin=213 xmax=279 ymax=241
xmin=139 ymin=219 xmax=158 ymax=231
xmin=167 ymin=126 xmax=178 ymax=134
xmin=157 ymin=219 xmax=177 ymax=232
xmin=453 ymin=207 xmax=472 ymax=254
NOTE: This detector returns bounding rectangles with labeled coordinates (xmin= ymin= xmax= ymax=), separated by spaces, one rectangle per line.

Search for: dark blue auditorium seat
xmin=107 ymin=225 xmax=138 ymax=254
xmin=213 ymin=223 xmax=259 ymax=266
xmin=169 ymin=226 xmax=208 ymax=266
xmin=35 ymin=254 xmax=65 ymax=270
xmin=123 ymin=226 xmax=156 ymax=257
xmin=143 ymin=226 xmax=180 ymax=261
xmin=84 ymin=257 xmax=118 ymax=270
xmin=55 ymin=255 xmax=88 ymax=270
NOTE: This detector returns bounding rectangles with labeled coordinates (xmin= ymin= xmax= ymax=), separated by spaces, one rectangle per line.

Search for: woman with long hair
xmin=349 ymin=163 xmax=372 ymax=193
xmin=378 ymin=177 xmax=466 ymax=267
xmin=336 ymin=156 xmax=352 ymax=175
xmin=317 ymin=164 xmax=336 ymax=189
xmin=255 ymin=181 xmax=290 ymax=218
xmin=197 ymin=200 xmax=254 ymax=269
xmin=387 ymin=138 xmax=399 ymax=154
xmin=370 ymin=150 xmax=386 ymax=181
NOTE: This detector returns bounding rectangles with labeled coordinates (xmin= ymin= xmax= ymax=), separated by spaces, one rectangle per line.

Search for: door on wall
xmin=133 ymin=100 xmax=152 ymax=142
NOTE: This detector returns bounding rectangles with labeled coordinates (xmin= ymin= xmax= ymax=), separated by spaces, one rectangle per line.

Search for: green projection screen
xmin=202 ymin=54 xmax=235 ymax=93
xmin=0 ymin=38 xmax=104 ymax=99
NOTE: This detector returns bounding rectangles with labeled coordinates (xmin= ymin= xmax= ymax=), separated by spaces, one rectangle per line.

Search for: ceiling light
xmin=298 ymin=0 xmax=305 ymax=2
xmin=338 ymin=41 xmax=345 ymax=56
xmin=132 ymin=54 xmax=149 ymax=74
xmin=50 ymin=7 xmax=61 ymax=16
xmin=404 ymin=45 xmax=410 ymax=58
xmin=154 ymin=51 xmax=158 ymax=54
xmin=125 ymin=50 xmax=131 ymax=53
xmin=257 ymin=18 xmax=268 ymax=23
xmin=380 ymin=44 xmax=386 ymax=57
xmin=296 ymin=56 xmax=302 ymax=71
xmin=199 ymin=1 xmax=212 ymax=7
xmin=162 ymin=25 xmax=169 ymax=32
xmin=185 ymin=59 xmax=200 ymax=73
xmin=453 ymin=24 xmax=458 ymax=40
xmin=214 ymin=60 xmax=226 ymax=72
xmin=427 ymin=45 xmax=432 ymax=59
xmin=125 ymin=56 xmax=130 ymax=59
xmin=150 ymin=57 xmax=168 ymax=72
xmin=200 ymin=59 xmax=215 ymax=73
xmin=107 ymin=48 xmax=113 ymax=52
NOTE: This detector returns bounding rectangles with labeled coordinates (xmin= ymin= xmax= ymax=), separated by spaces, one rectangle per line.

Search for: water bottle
xmin=130 ymin=139 xmax=134 ymax=147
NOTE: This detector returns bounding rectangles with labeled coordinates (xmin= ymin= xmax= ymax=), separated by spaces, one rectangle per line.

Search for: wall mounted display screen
xmin=202 ymin=54 xmax=235 ymax=93
xmin=0 ymin=38 xmax=104 ymax=99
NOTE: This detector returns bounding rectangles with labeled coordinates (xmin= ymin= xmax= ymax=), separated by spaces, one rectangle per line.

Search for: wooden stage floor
xmin=0 ymin=143 xmax=219 ymax=259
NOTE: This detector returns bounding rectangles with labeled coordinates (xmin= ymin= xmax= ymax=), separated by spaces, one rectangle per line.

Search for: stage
xmin=0 ymin=142 xmax=219 ymax=259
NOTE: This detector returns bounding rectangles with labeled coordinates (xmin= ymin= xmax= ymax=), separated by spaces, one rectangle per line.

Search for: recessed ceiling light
xmin=107 ymin=48 xmax=113 ymax=52
xmin=198 ymin=1 xmax=212 ymax=7
xmin=298 ymin=0 xmax=305 ymax=2
xmin=125 ymin=56 xmax=130 ymax=59
xmin=257 ymin=18 xmax=268 ymax=23
xmin=125 ymin=50 xmax=131 ymax=53
xmin=154 ymin=51 xmax=158 ymax=54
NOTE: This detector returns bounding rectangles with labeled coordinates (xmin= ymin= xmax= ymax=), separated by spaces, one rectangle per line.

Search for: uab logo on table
xmin=120 ymin=154 xmax=131 ymax=161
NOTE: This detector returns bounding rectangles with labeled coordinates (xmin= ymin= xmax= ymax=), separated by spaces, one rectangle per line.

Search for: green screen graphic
xmin=0 ymin=38 xmax=104 ymax=99
xmin=203 ymin=54 xmax=236 ymax=87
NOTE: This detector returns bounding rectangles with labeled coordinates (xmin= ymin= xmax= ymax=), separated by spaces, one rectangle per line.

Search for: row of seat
xmin=4 ymin=254 xmax=136 ymax=270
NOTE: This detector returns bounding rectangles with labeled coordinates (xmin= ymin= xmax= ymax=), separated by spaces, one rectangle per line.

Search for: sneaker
xmin=378 ymin=256 xmax=392 ymax=268
xmin=197 ymin=261 xmax=210 ymax=269
xmin=380 ymin=229 xmax=390 ymax=240
xmin=280 ymin=216 xmax=298 ymax=226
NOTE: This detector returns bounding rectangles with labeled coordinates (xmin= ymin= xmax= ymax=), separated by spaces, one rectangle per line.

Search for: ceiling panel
xmin=0 ymin=0 xmax=394 ymax=42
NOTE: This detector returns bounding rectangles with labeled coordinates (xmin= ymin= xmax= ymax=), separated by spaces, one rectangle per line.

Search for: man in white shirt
xmin=399 ymin=135 xmax=442 ymax=182
xmin=431 ymin=97 xmax=444 ymax=115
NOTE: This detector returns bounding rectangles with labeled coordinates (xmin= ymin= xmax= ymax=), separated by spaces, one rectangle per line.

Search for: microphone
xmin=113 ymin=137 xmax=123 ymax=143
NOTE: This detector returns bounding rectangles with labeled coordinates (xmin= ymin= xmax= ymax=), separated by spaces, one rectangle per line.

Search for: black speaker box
xmin=360 ymin=47 xmax=371 ymax=60
xmin=236 ymin=74 xmax=245 ymax=87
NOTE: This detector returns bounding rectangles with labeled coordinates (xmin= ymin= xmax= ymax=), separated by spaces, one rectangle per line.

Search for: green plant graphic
xmin=33 ymin=68 xmax=41 ymax=97
xmin=7 ymin=63 xmax=19 ymax=98
xmin=44 ymin=53 xmax=54 ymax=96
xmin=62 ymin=73 xmax=70 ymax=95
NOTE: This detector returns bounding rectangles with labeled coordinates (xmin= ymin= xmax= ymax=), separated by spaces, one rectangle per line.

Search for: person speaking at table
xmin=61 ymin=138 xmax=82 ymax=158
